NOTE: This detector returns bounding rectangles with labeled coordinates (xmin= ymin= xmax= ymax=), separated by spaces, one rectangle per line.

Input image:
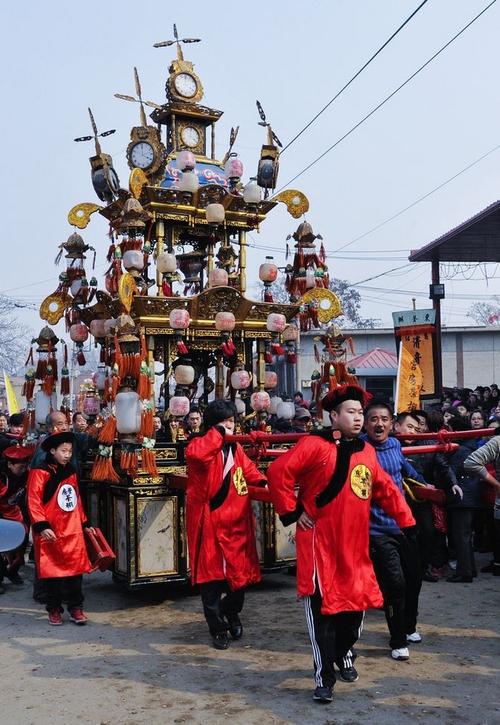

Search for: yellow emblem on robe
xmin=350 ymin=464 xmax=372 ymax=499
xmin=233 ymin=467 xmax=248 ymax=496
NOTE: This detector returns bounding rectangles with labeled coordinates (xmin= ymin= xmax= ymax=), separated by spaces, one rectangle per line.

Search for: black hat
xmin=41 ymin=431 xmax=75 ymax=452
xmin=321 ymin=384 xmax=371 ymax=413
xmin=204 ymin=400 xmax=237 ymax=430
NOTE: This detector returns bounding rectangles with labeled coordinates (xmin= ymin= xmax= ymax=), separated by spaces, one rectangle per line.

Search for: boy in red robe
xmin=27 ymin=432 xmax=93 ymax=626
xmin=185 ymin=400 xmax=269 ymax=650
xmin=267 ymin=385 xmax=415 ymax=704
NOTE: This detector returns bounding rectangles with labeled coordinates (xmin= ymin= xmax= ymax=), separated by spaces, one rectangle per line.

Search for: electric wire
xmin=274 ymin=0 xmax=497 ymax=193
xmin=280 ymin=0 xmax=430 ymax=154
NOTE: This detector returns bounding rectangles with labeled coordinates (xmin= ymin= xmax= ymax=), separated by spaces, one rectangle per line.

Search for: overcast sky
xmin=2 ymin=0 xmax=500 ymax=344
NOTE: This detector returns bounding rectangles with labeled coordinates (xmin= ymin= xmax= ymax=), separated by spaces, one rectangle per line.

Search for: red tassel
xmin=264 ymin=351 xmax=273 ymax=364
xmin=35 ymin=358 xmax=47 ymax=381
xmin=60 ymin=375 xmax=70 ymax=395
xmin=264 ymin=290 xmax=273 ymax=302
xmin=25 ymin=346 xmax=34 ymax=367
xmin=271 ymin=343 xmax=285 ymax=356
xmin=98 ymin=415 xmax=117 ymax=445
xmin=77 ymin=350 xmax=86 ymax=366
xmin=177 ymin=340 xmax=188 ymax=355
xmin=162 ymin=279 xmax=173 ymax=296
xmin=287 ymin=352 xmax=297 ymax=364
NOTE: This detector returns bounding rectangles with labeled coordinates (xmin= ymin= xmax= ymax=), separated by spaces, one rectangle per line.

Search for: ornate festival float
xmin=31 ymin=27 xmax=347 ymax=587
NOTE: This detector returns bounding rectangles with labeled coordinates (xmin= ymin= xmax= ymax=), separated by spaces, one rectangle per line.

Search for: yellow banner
xmin=395 ymin=346 xmax=423 ymax=413
xmin=400 ymin=329 xmax=435 ymax=396
xmin=3 ymin=371 xmax=20 ymax=415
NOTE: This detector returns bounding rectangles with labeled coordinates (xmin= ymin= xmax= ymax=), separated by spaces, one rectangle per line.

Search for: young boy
xmin=27 ymin=431 xmax=93 ymax=625
xmin=185 ymin=400 xmax=269 ymax=650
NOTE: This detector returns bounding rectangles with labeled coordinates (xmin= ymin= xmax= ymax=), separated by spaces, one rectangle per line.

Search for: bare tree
xmin=0 ymin=296 xmax=32 ymax=374
xmin=467 ymin=300 xmax=500 ymax=325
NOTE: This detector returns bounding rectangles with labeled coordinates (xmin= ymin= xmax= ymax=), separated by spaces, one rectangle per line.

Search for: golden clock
xmin=126 ymin=126 xmax=166 ymax=179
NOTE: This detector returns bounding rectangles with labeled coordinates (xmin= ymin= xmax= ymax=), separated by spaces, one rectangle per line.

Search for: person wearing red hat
xmin=267 ymin=384 xmax=416 ymax=705
xmin=0 ymin=445 xmax=33 ymax=591
xmin=27 ymin=431 xmax=93 ymax=626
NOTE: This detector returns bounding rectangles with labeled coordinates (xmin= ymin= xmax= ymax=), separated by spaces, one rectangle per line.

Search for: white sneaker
xmin=406 ymin=631 xmax=422 ymax=643
xmin=391 ymin=647 xmax=410 ymax=660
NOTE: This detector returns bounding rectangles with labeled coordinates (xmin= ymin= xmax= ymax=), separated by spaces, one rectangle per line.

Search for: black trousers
xmin=494 ymin=518 xmax=500 ymax=565
xmin=304 ymin=586 xmax=363 ymax=689
xmin=44 ymin=575 xmax=84 ymax=611
xmin=199 ymin=580 xmax=245 ymax=635
xmin=410 ymin=501 xmax=434 ymax=572
xmin=370 ymin=533 xmax=422 ymax=649
xmin=449 ymin=508 xmax=476 ymax=577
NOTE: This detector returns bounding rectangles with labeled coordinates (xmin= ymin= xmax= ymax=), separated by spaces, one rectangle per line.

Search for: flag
xmin=395 ymin=346 xmax=423 ymax=413
xmin=3 ymin=371 xmax=20 ymax=415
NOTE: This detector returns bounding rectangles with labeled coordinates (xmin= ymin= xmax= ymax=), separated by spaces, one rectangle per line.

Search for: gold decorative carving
xmin=132 ymin=475 xmax=164 ymax=485
xmin=129 ymin=168 xmax=149 ymax=199
xmin=118 ymin=273 xmax=138 ymax=313
xmin=155 ymin=448 xmax=178 ymax=461
xmin=299 ymin=288 xmax=342 ymax=323
xmin=273 ymin=190 xmax=309 ymax=219
xmin=68 ymin=202 xmax=102 ymax=229
xmin=39 ymin=292 xmax=70 ymax=325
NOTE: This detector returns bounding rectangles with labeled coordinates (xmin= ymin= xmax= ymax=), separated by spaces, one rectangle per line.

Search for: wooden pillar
xmin=239 ymin=230 xmax=247 ymax=293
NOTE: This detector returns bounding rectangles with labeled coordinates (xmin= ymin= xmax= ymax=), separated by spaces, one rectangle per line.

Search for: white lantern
xmin=251 ymin=390 xmax=271 ymax=411
xmin=266 ymin=313 xmax=287 ymax=333
xmin=115 ymin=391 xmax=141 ymax=435
xmin=70 ymin=279 xmax=83 ymax=297
xmin=104 ymin=318 xmax=116 ymax=336
xmin=208 ymin=268 xmax=229 ymax=287
xmin=305 ymin=269 xmax=316 ymax=289
xmin=90 ymin=319 xmax=106 ymax=338
xmin=179 ymin=170 xmax=199 ymax=193
xmin=156 ymin=252 xmax=177 ymax=274
xmin=277 ymin=401 xmax=295 ymax=420
xmin=269 ymin=396 xmax=283 ymax=416
xmin=35 ymin=391 xmax=55 ymax=426
xmin=169 ymin=308 xmax=190 ymax=330
xmin=93 ymin=367 xmax=107 ymax=391
xmin=230 ymin=369 xmax=252 ymax=390
xmin=169 ymin=395 xmax=190 ymax=417
xmin=264 ymin=371 xmax=278 ymax=389
xmin=177 ymin=149 xmax=196 ymax=171
xmin=234 ymin=398 xmax=246 ymax=415
xmin=174 ymin=364 xmax=195 ymax=385
xmin=243 ymin=178 xmax=261 ymax=205
xmin=122 ymin=250 xmax=144 ymax=274
xmin=215 ymin=311 xmax=236 ymax=332
xmin=205 ymin=203 xmax=225 ymax=225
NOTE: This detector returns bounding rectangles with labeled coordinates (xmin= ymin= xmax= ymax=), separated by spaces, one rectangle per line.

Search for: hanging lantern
xmin=269 ymin=395 xmax=283 ymax=415
xmin=208 ymin=268 xmax=229 ymax=287
xmin=122 ymin=250 xmax=144 ymax=277
xmin=277 ymin=400 xmax=295 ymax=420
xmin=224 ymin=153 xmax=244 ymax=185
xmin=169 ymin=308 xmax=190 ymax=330
xmin=230 ymin=369 xmax=252 ymax=390
xmin=264 ymin=370 xmax=278 ymax=389
xmin=115 ymin=391 xmax=141 ymax=435
xmin=69 ymin=322 xmax=89 ymax=343
xmin=90 ymin=319 xmax=106 ymax=339
xmin=205 ymin=203 xmax=225 ymax=225
xmin=179 ymin=170 xmax=199 ymax=194
xmin=283 ymin=324 xmax=299 ymax=342
xmin=83 ymin=394 xmax=100 ymax=416
xmin=243 ymin=178 xmax=261 ymax=205
xmin=177 ymin=149 xmax=196 ymax=171
xmin=259 ymin=258 xmax=278 ymax=283
xmin=93 ymin=367 xmax=107 ymax=391
xmin=156 ymin=252 xmax=177 ymax=275
xmin=70 ymin=278 xmax=83 ymax=297
xmin=250 ymin=390 xmax=271 ymax=411
xmin=305 ymin=269 xmax=316 ymax=289
xmin=215 ymin=311 xmax=236 ymax=332
xmin=234 ymin=397 xmax=246 ymax=415
xmin=174 ymin=364 xmax=195 ymax=385
xmin=266 ymin=313 xmax=287 ymax=333
xmin=169 ymin=395 xmax=190 ymax=417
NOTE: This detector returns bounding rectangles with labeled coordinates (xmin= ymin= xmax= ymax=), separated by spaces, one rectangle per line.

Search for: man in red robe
xmin=185 ymin=400 xmax=269 ymax=650
xmin=267 ymin=385 xmax=415 ymax=704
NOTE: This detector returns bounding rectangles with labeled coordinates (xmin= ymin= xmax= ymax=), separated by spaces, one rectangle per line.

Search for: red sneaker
xmin=48 ymin=608 xmax=63 ymax=626
xmin=69 ymin=607 xmax=88 ymax=625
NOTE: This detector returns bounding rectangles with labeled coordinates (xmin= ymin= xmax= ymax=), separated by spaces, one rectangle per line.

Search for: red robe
xmin=0 ymin=474 xmax=26 ymax=529
xmin=267 ymin=435 xmax=415 ymax=614
xmin=27 ymin=465 xmax=91 ymax=579
xmin=185 ymin=427 xmax=270 ymax=590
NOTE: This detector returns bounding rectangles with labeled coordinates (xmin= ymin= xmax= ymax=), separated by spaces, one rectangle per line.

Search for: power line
xmin=280 ymin=0 xmax=430 ymax=154
xmin=274 ymin=0 xmax=497 ymax=192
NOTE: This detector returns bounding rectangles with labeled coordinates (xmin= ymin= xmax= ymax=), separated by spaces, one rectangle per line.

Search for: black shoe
xmin=313 ymin=686 xmax=333 ymax=703
xmin=7 ymin=571 xmax=23 ymax=585
xmin=226 ymin=613 xmax=243 ymax=640
xmin=447 ymin=574 xmax=473 ymax=583
xmin=337 ymin=664 xmax=359 ymax=683
xmin=211 ymin=632 xmax=230 ymax=650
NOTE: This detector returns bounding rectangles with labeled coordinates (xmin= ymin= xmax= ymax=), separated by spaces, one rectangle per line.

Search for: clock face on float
xmin=181 ymin=126 xmax=200 ymax=148
xmin=130 ymin=142 xmax=155 ymax=169
xmin=174 ymin=72 xmax=197 ymax=98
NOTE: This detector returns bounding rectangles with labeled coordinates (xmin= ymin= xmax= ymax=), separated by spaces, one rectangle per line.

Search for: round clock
xmin=174 ymin=72 xmax=197 ymax=98
xmin=181 ymin=126 xmax=200 ymax=148
xmin=130 ymin=141 xmax=155 ymax=169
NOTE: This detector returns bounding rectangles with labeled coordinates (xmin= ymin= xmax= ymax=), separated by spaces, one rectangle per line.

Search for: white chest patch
xmin=57 ymin=484 xmax=77 ymax=512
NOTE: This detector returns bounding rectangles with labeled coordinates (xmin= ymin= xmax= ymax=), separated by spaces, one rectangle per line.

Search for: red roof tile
xmin=349 ymin=347 xmax=397 ymax=370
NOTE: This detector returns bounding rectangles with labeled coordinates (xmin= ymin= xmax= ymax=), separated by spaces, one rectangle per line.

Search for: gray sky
xmin=2 ymin=0 xmax=500 ymax=344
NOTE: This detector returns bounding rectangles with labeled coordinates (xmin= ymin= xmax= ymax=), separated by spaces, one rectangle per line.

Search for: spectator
xmin=72 ymin=412 xmax=88 ymax=434
xmin=0 ymin=413 xmax=25 ymax=453
xmin=293 ymin=391 xmax=310 ymax=410
xmin=290 ymin=407 xmax=312 ymax=433
xmin=0 ymin=414 xmax=8 ymax=434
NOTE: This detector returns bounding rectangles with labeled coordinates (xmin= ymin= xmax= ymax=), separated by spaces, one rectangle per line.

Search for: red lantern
xmin=215 ymin=311 xmax=236 ymax=332
xmin=250 ymin=390 xmax=271 ymax=411
xmin=69 ymin=322 xmax=89 ymax=343
xmin=169 ymin=308 xmax=190 ymax=330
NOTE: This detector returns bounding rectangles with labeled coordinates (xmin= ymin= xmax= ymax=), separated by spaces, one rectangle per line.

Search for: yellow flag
xmin=395 ymin=346 xmax=423 ymax=413
xmin=3 ymin=371 xmax=20 ymax=415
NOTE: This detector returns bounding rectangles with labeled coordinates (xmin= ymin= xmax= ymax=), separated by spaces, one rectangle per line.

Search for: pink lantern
xmin=83 ymin=395 xmax=100 ymax=416
xmin=169 ymin=395 xmax=190 ymax=417
xmin=259 ymin=259 xmax=278 ymax=283
xmin=93 ymin=367 xmax=107 ymax=391
xmin=179 ymin=170 xmax=199 ymax=193
xmin=215 ymin=311 xmax=236 ymax=332
xmin=266 ymin=313 xmax=287 ymax=333
xmin=174 ymin=364 xmax=195 ymax=385
xmin=169 ymin=308 xmax=190 ymax=330
xmin=104 ymin=318 xmax=116 ymax=336
xmin=224 ymin=153 xmax=244 ymax=180
xmin=208 ymin=268 xmax=229 ymax=287
xmin=177 ymin=149 xmax=196 ymax=171
xmin=69 ymin=322 xmax=89 ymax=343
xmin=264 ymin=371 xmax=278 ymax=389
xmin=250 ymin=390 xmax=271 ymax=411
xmin=230 ymin=369 xmax=252 ymax=390
xmin=90 ymin=319 xmax=106 ymax=338
xmin=282 ymin=324 xmax=299 ymax=342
